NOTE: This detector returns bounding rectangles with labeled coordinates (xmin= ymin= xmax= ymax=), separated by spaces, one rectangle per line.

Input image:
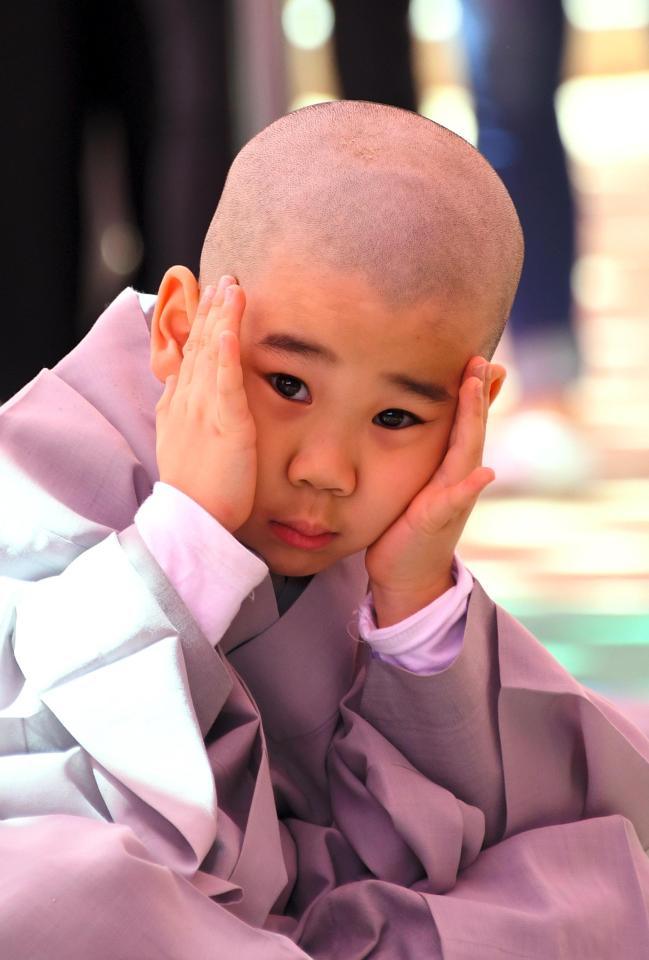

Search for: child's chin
xmin=267 ymin=547 xmax=346 ymax=578
xmin=236 ymin=528 xmax=357 ymax=577
xmin=268 ymin=555 xmax=332 ymax=577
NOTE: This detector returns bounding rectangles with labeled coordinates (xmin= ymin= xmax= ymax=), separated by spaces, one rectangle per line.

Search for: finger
xmin=178 ymin=276 xmax=236 ymax=389
xmin=450 ymin=464 xmax=495 ymax=509
xmin=446 ymin=355 xmax=487 ymax=450
xmin=461 ymin=355 xmax=487 ymax=387
xmin=426 ymin=465 xmax=495 ymax=533
xmin=464 ymin=356 xmax=493 ymax=425
xmin=209 ymin=284 xmax=245 ymax=369
xmin=176 ymin=284 xmax=217 ymax=390
xmin=154 ymin=375 xmax=176 ymax=445
xmin=438 ymin=374 xmax=486 ymax=486
xmin=216 ymin=329 xmax=251 ymax=428
xmin=483 ymin=363 xmax=505 ymax=426
xmin=482 ymin=369 xmax=490 ymax=427
xmin=447 ymin=465 xmax=495 ymax=530
xmin=188 ymin=280 xmax=242 ymax=398
xmin=212 ymin=274 xmax=237 ymax=312
xmin=466 ymin=358 xmax=492 ymax=427
xmin=220 ymin=282 xmax=244 ymax=333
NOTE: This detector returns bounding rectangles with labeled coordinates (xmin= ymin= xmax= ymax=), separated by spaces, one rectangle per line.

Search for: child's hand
xmin=155 ymin=279 xmax=258 ymax=533
xmin=364 ymin=357 xmax=503 ymax=627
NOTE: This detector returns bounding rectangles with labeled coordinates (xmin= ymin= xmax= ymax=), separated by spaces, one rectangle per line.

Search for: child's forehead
xmin=251 ymin=257 xmax=424 ymax=331
xmin=246 ymin=256 xmax=479 ymax=378
xmin=255 ymin=247 xmax=469 ymax=313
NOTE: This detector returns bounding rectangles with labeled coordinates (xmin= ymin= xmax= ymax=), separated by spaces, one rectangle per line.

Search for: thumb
xmin=421 ymin=465 xmax=494 ymax=534
xmin=445 ymin=465 xmax=495 ymax=518
xmin=155 ymin=373 xmax=178 ymax=416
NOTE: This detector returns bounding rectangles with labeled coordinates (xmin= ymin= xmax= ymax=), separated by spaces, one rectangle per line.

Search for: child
xmin=1 ymin=101 xmax=648 ymax=959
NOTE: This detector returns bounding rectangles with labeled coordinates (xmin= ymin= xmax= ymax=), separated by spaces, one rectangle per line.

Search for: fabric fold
xmin=2 ymin=287 xmax=649 ymax=958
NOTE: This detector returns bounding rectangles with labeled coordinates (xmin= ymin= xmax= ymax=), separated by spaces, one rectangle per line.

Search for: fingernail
xmin=474 ymin=363 xmax=487 ymax=382
xmin=224 ymin=284 xmax=236 ymax=303
xmin=202 ymin=284 xmax=216 ymax=301
xmin=218 ymin=274 xmax=236 ymax=294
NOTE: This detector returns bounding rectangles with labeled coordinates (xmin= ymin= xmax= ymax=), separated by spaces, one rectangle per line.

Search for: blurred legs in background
xmin=461 ymin=0 xmax=594 ymax=491
xmin=462 ymin=0 xmax=579 ymax=407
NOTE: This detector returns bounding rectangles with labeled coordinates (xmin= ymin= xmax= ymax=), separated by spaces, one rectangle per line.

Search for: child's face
xmin=233 ymin=254 xmax=489 ymax=577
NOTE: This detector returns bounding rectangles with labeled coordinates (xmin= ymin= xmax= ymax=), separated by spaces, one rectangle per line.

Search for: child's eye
xmin=268 ymin=373 xmax=310 ymax=402
xmin=267 ymin=374 xmax=422 ymax=430
xmin=372 ymin=410 xmax=422 ymax=430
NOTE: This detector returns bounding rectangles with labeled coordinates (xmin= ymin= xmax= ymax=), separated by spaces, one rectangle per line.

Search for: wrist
xmin=370 ymin=570 xmax=455 ymax=629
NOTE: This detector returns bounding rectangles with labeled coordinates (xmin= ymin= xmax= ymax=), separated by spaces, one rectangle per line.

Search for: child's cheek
xmin=371 ymin=442 xmax=439 ymax=525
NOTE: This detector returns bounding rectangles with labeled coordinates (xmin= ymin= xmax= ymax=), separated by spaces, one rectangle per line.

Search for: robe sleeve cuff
xmin=134 ymin=481 xmax=269 ymax=646
xmin=357 ymin=555 xmax=473 ymax=674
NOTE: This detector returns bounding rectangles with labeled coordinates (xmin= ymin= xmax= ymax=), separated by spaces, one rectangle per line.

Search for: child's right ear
xmin=150 ymin=266 xmax=200 ymax=382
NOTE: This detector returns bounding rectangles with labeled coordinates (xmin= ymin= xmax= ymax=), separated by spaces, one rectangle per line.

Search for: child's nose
xmin=287 ymin=437 xmax=357 ymax=496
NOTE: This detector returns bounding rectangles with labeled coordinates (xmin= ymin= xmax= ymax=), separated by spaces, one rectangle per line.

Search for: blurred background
xmin=1 ymin=1 xmax=648 ymax=717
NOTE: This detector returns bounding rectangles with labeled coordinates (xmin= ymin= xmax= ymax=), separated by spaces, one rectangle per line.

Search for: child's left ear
xmin=487 ymin=363 xmax=507 ymax=408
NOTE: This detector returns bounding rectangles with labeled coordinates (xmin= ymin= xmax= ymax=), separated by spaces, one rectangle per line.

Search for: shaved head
xmin=200 ymin=100 xmax=523 ymax=358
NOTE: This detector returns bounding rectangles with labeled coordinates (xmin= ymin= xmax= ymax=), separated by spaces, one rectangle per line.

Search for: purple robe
xmin=1 ymin=289 xmax=648 ymax=958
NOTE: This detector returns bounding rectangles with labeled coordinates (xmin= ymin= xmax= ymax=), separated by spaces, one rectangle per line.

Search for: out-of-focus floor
xmin=459 ymin=83 xmax=649 ymax=728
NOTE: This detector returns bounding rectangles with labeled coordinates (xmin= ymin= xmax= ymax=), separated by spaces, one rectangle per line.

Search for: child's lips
xmin=269 ymin=521 xmax=338 ymax=550
xmin=274 ymin=518 xmax=336 ymax=537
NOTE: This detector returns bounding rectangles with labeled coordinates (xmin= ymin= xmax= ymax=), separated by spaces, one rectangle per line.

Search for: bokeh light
xmin=100 ymin=222 xmax=143 ymax=277
xmin=563 ymin=0 xmax=649 ymax=31
xmin=408 ymin=0 xmax=463 ymax=43
xmin=289 ymin=92 xmax=337 ymax=111
xmin=418 ymin=85 xmax=477 ymax=144
xmin=571 ymin=254 xmax=624 ymax=312
xmin=282 ymin=0 xmax=335 ymax=51
xmin=556 ymin=72 xmax=649 ymax=162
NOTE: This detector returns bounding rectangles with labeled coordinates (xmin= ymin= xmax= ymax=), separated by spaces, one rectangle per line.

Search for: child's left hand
xmin=364 ymin=356 xmax=505 ymax=627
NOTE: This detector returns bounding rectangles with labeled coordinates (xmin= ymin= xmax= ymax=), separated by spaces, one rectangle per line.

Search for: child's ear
xmin=150 ymin=266 xmax=200 ymax=382
xmin=487 ymin=363 xmax=507 ymax=408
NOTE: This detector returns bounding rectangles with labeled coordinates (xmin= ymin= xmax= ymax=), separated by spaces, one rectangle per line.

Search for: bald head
xmin=200 ymin=100 xmax=523 ymax=358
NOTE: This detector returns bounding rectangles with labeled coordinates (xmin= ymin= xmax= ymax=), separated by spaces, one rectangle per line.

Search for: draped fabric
xmin=1 ymin=289 xmax=648 ymax=958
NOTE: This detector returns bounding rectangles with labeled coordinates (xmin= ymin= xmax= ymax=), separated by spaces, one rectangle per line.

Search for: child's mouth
xmin=269 ymin=521 xmax=337 ymax=550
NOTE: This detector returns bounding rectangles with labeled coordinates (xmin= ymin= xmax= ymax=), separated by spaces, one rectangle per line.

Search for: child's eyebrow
xmin=255 ymin=333 xmax=454 ymax=405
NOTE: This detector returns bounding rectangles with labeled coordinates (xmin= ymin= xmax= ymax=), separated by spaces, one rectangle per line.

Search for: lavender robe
xmin=1 ymin=289 xmax=648 ymax=959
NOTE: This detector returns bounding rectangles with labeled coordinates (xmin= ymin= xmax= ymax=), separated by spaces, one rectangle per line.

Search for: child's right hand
xmin=154 ymin=278 xmax=258 ymax=533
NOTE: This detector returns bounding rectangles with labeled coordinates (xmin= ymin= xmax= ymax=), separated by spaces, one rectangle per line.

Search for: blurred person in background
xmin=0 ymin=0 xmax=233 ymax=401
xmin=332 ymin=0 xmax=592 ymax=491
xmin=461 ymin=0 xmax=593 ymax=491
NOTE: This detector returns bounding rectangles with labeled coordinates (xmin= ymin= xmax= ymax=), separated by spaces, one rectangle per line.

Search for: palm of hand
xmin=365 ymin=356 xmax=503 ymax=599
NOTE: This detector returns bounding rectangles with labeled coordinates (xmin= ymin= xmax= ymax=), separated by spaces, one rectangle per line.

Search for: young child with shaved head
xmin=1 ymin=101 xmax=648 ymax=959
